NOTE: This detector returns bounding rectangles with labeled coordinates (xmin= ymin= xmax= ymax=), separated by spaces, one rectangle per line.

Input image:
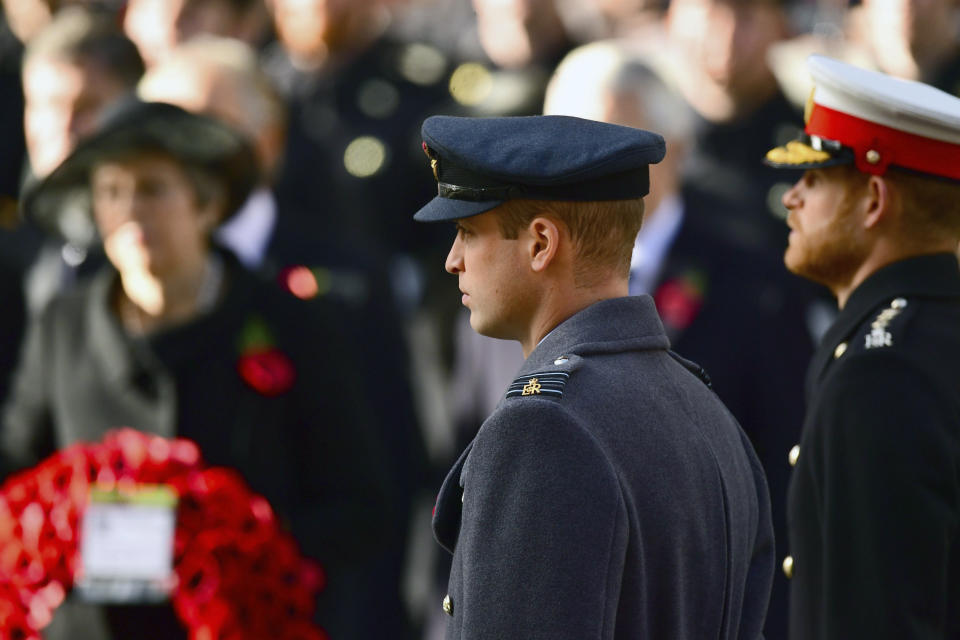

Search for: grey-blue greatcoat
xmin=433 ymin=295 xmax=775 ymax=639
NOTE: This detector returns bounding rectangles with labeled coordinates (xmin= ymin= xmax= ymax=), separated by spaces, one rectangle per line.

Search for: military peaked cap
xmin=765 ymin=55 xmax=960 ymax=180
xmin=414 ymin=115 xmax=665 ymax=222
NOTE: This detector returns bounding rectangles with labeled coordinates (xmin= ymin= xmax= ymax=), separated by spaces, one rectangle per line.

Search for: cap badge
xmin=865 ymin=149 xmax=881 ymax=164
xmin=765 ymin=141 xmax=831 ymax=165
xmin=804 ymin=87 xmax=815 ymax=125
xmin=422 ymin=142 xmax=440 ymax=181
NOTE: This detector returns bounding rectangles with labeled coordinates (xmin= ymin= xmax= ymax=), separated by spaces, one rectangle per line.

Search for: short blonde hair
xmin=495 ymin=198 xmax=645 ymax=287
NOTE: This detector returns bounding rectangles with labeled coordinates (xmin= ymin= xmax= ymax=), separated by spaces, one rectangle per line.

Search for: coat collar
xmin=86 ymin=268 xmax=140 ymax=385
xmin=84 ymin=249 xmax=254 ymax=385
xmin=521 ymin=295 xmax=670 ymax=374
xmin=432 ymin=440 xmax=473 ymax=554
xmin=808 ymin=252 xmax=960 ymax=391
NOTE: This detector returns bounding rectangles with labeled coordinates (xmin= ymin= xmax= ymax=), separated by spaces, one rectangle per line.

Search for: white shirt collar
xmin=629 ymin=194 xmax=684 ymax=295
xmin=215 ymin=187 xmax=277 ymax=268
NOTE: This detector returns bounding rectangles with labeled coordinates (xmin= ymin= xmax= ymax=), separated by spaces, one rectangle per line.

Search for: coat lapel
xmin=433 ymin=440 xmax=473 ymax=554
xmin=85 ymin=270 xmax=176 ymax=439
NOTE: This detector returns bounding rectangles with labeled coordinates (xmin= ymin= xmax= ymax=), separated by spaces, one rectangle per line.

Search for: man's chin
xmin=783 ymin=245 xmax=803 ymax=276
xmin=469 ymin=316 xmax=515 ymax=342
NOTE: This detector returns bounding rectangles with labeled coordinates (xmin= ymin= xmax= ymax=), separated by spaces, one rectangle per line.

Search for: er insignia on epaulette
xmin=521 ymin=378 xmax=541 ymax=395
xmin=865 ymin=327 xmax=892 ymax=349
xmin=506 ymin=371 xmax=569 ymax=399
xmin=865 ymin=298 xmax=907 ymax=349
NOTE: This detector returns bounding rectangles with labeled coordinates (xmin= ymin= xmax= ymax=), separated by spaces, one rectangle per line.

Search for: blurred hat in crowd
xmin=414 ymin=114 xmax=665 ymax=222
xmin=21 ymin=99 xmax=258 ymax=248
xmin=765 ymin=54 xmax=960 ymax=181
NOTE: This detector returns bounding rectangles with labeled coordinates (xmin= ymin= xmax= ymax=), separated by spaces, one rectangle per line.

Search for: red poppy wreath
xmin=0 ymin=429 xmax=327 ymax=640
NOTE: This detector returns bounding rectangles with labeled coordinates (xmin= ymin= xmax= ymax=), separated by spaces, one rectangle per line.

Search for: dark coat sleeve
xmin=805 ymin=351 xmax=959 ymax=639
xmin=450 ymin=399 xmax=627 ymax=639
xmin=0 ymin=264 xmax=25 ymax=406
xmin=0 ymin=299 xmax=55 ymax=478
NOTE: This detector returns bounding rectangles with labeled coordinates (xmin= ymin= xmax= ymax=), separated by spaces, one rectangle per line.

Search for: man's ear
xmin=526 ymin=216 xmax=562 ymax=273
xmin=863 ymin=175 xmax=894 ymax=229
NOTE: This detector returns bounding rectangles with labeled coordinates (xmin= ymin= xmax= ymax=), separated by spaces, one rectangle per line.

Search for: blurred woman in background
xmin=1 ymin=99 xmax=390 ymax=639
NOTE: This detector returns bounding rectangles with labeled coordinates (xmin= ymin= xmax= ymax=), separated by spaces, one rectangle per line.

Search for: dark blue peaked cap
xmin=413 ymin=115 xmax=666 ymax=222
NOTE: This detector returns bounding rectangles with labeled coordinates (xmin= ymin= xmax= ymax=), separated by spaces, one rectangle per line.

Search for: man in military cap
xmin=765 ymin=55 xmax=960 ymax=639
xmin=417 ymin=115 xmax=774 ymax=638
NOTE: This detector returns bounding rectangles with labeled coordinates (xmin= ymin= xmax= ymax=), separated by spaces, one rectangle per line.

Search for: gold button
xmin=866 ymin=149 xmax=881 ymax=164
xmin=443 ymin=594 xmax=453 ymax=616
xmin=782 ymin=555 xmax=794 ymax=579
xmin=833 ymin=342 xmax=848 ymax=359
xmin=788 ymin=445 xmax=800 ymax=467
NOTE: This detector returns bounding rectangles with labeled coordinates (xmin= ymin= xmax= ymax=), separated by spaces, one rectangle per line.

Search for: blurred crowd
xmin=0 ymin=0 xmax=957 ymax=638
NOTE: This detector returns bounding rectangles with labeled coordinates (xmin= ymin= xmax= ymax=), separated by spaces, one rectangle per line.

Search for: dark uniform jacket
xmin=433 ymin=296 xmax=775 ymax=639
xmin=787 ymin=253 xmax=960 ymax=640
xmin=0 ymin=252 xmax=391 ymax=639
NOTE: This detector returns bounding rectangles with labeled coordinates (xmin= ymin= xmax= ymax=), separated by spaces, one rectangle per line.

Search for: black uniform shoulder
xmin=840 ymin=295 xmax=960 ymax=365
xmin=820 ymin=295 xmax=960 ymax=440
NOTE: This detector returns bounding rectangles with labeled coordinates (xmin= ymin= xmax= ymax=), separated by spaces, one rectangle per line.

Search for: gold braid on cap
xmin=766 ymin=141 xmax=831 ymax=165
xmin=422 ymin=142 xmax=440 ymax=181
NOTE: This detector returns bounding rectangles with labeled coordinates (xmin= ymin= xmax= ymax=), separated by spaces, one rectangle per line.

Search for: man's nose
xmin=782 ymin=180 xmax=801 ymax=210
xmin=445 ymin=234 xmax=464 ymax=274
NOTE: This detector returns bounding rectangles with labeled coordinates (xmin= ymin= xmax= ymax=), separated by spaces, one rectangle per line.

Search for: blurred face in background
xmin=862 ymin=0 xmax=958 ymax=79
xmin=472 ymin=0 xmax=566 ymax=68
xmin=268 ymin=0 xmax=372 ymax=65
xmin=92 ymin=153 xmax=219 ymax=278
xmin=2 ymin=0 xmax=57 ymax=43
xmin=124 ymin=0 xmax=266 ymax=67
xmin=23 ymin=55 xmax=129 ymax=177
xmin=667 ymin=0 xmax=785 ymax=109
xmin=139 ymin=55 xmax=284 ymax=181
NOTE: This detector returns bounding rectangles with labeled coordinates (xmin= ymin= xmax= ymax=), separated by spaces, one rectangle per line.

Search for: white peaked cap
xmin=766 ymin=55 xmax=960 ymax=180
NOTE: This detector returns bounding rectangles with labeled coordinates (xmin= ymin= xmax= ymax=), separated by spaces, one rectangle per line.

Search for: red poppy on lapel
xmin=653 ymin=270 xmax=707 ymax=333
xmin=236 ymin=316 xmax=296 ymax=396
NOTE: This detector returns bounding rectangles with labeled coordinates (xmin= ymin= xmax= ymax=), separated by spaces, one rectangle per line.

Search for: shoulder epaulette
xmin=505 ymin=371 xmax=570 ymax=399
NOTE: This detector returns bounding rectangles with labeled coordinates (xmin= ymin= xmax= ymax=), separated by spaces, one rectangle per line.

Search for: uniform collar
xmin=809 ymin=252 xmax=960 ymax=389
xmin=522 ymin=295 xmax=669 ymax=373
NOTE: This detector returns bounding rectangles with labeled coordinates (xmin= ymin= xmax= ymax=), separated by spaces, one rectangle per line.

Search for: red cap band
xmin=806 ymin=103 xmax=960 ymax=180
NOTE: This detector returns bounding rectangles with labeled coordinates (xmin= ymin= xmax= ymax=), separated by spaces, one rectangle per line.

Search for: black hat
xmin=414 ymin=115 xmax=666 ymax=222
xmin=21 ymin=99 xmax=258 ymax=248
